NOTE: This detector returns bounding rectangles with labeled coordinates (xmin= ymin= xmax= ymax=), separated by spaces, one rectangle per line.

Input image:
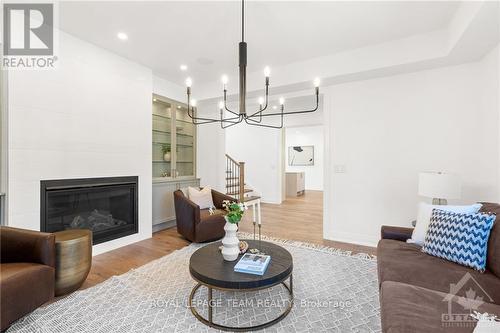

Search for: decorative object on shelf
xmin=221 ymin=200 xmax=247 ymax=261
xmin=289 ymin=145 xmax=314 ymax=166
xmin=161 ymin=171 xmax=170 ymax=178
xmin=418 ymin=171 xmax=461 ymax=205
xmin=185 ymin=0 xmax=320 ymax=129
xmin=161 ymin=144 xmax=171 ymax=162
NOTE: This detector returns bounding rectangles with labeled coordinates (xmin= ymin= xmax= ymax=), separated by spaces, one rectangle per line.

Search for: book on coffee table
xmin=234 ymin=253 xmax=271 ymax=276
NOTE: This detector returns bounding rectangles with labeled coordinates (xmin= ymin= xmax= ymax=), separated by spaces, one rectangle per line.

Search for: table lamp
xmin=418 ymin=172 xmax=461 ymax=205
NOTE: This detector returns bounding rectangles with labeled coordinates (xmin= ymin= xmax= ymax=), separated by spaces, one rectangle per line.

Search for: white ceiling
xmin=59 ymin=1 xmax=461 ymax=85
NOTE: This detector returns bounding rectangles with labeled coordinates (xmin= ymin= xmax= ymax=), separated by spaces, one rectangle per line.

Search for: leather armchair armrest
xmin=0 ymin=226 xmax=55 ymax=268
xmin=174 ymin=190 xmax=200 ymax=223
xmin=211 ymin=189 xmax=235 ymax=209
xmin=174 ymin=190 xmax=201 ymax=242
xmin=381 ymin=225 xmax=414 ymax=242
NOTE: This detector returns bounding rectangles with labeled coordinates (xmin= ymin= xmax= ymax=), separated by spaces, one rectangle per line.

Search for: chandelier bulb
xmin=183 ymin=0 xmax=320 ymax=128
xmin=264 ymin=66 xmax=271 ymax=77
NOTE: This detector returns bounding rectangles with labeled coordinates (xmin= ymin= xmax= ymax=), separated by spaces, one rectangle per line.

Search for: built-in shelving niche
xmin=152 ymin=95 xmax=196 ymax=179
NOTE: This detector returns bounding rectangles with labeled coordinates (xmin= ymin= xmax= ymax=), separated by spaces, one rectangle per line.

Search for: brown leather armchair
xmin=174 ymin=189 xmax=234 ymax=243
xmin=0 ymin=227 xmax=56 ymax=331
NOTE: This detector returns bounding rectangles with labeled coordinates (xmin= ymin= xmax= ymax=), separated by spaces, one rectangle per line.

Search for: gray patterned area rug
xmin=8 ymin=234 xmax=380 ymax=333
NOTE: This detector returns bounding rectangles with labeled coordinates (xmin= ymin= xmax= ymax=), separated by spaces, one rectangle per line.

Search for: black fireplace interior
xmin=41 ymin=177 xmax=138 ymax=245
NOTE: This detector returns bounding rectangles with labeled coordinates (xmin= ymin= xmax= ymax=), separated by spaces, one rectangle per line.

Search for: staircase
xmin=225 ymin=154 xmax=260 ymax=203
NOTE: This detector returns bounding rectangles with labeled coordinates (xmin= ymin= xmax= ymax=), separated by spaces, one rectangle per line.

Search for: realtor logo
xmin=2 ymin=3 xmax=57 ymax=69
xmin=441 ymin=273 xmax=494 ymax=328
xmin=3 ymin=3 xmax=53 ymax=56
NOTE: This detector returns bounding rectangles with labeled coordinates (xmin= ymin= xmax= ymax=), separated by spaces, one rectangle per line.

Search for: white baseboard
xmin=152 ymin=220 xmax=176 ymax=233
xmin=324 ymin=230 xmax=379 ymax=248
xmin=92 ymin=232 xmax=151 ymax=256
xmin=261 ymin=199 xmax=282 ymax=205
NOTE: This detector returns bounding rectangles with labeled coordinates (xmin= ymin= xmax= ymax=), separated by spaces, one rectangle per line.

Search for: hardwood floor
xmin=239 ymin=191 xmax=376 ymax=255
xmin=81 ymin=229 xmax=190 ymax=290
xmin=81 ymin=190 xmax=375 ymax=290
xmin=239 ymin=190 xmax=324 ymax=243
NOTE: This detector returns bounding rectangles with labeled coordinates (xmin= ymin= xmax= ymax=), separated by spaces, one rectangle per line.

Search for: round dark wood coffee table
xmin=189 ymin=240 xmax=293 ymax=332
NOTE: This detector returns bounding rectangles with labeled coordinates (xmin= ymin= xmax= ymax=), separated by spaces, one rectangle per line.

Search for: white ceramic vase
xmin=221 ymin=217 xmax=239 ymax=261
xmin=163 ymin=152 xmax=171 ymax=162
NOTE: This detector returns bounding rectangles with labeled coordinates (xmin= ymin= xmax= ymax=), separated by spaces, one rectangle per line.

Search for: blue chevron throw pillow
xmin=422 ymin=209 xmax=496 ymax=272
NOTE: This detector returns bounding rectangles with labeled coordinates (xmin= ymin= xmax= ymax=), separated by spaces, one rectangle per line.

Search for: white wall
xmin=285 ymin=126 xmax=324 ymax=191
xmin=486 ymin=46 xmax=500 ymax=202
xmin=222 ymin=96 xmax=324 ymax=204
xmin=153 ymin=76 xmax=185 ymax=103
xmin=225 ymin=123 xmax=283 ymax=204
xmin=7 ymin=31 xmax=153 ymax=255
xmin=478 ymin=46 xmax=499 ymax=203
xmin=323 ymin=48 xmax=500 ymax=247
xmin=191 ymin=100 xmax=226 ymax=192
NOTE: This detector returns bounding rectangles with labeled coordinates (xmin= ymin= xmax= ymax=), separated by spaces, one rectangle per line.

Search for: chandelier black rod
xmin=247 ymin=90 xmax=319 ymax=118
xmin=187 ymin=90 xmax=235 ymax=125
xmin=245 ymin=106 xmax=284 ymax=129
xmin=185 ymin=0 xmax=320 ymax=129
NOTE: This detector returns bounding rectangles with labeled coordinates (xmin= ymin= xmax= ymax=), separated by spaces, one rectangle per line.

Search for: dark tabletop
xmin=189 ymin=240 xmax=293 ymax=290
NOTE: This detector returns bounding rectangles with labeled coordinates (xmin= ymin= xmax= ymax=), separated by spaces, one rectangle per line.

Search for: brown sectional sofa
xmin=377 ymin=203 xmax=500 ymax=333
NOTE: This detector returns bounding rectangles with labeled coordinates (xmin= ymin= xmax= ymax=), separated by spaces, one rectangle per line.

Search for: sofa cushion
xmin=380 ymin=281 xmax=500 ymax=333
xmin=479 ymin=203 xmax=500 ymax=278
xmin=1 ymin=263 xmax=54 ymax=330
xmin=195 ymin=209 xmax=226 ymax=242
xmin=377 ymin=239 xmax=500 ymax=305
xmin=199 ymin=208 xmax=225 ymax=221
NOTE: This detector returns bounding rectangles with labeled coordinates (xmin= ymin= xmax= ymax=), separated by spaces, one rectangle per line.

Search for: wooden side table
xmin=54 ymin=229 xmax=92 ymax=296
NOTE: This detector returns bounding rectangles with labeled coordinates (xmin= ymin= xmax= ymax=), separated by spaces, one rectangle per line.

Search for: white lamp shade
xmin=418 ymin=172 xmax=461 ymax=200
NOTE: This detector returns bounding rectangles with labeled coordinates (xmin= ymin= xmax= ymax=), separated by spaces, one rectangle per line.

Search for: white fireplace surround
xmin=6 ymin=30 xmax=155 ymax=255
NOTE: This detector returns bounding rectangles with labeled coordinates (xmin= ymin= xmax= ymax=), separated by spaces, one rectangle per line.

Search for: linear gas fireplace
xmin=41 ymin=177 xmax=138 ymax=245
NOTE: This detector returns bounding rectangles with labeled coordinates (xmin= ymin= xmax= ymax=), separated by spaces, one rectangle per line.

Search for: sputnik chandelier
xmin=186 ymin=0 xmax=320 ymax=129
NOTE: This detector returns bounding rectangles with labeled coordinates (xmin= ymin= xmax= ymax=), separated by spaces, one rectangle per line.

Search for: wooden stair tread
xmin=243 ymin=196 xmax=261 ymax=202
xmin=226 ymin=189 xmax=253 ymax=195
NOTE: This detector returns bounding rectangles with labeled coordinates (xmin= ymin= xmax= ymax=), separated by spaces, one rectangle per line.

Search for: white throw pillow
xmin=188 ymin=186 xmax=214 ymax=209
xmin=180 ymin=187 xmax=189 ymax=198
xmin=408 ymin=202 xmax=482 ymax=245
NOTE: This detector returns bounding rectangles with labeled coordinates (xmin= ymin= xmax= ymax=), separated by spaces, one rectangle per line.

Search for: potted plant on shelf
xmin=161 ymin=144 xmax=171 ymax=162
xmin=221 ymin=200 xmax=247 ymax=261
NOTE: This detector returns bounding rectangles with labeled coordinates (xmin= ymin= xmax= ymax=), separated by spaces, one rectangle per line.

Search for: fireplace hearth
xmin=41 ymin=177 xmax=138 ymax=245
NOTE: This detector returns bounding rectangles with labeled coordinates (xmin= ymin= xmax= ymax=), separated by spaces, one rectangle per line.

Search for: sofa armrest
xmin=211 ymin=189 xmax=235 ymax=209
xmin=174 ymin=190 xmax=201 ymax=242
xmin=0 ymin=226 xmax=55 ymax=268
xmin=381 ymin=225 xmax=414 ymax=242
